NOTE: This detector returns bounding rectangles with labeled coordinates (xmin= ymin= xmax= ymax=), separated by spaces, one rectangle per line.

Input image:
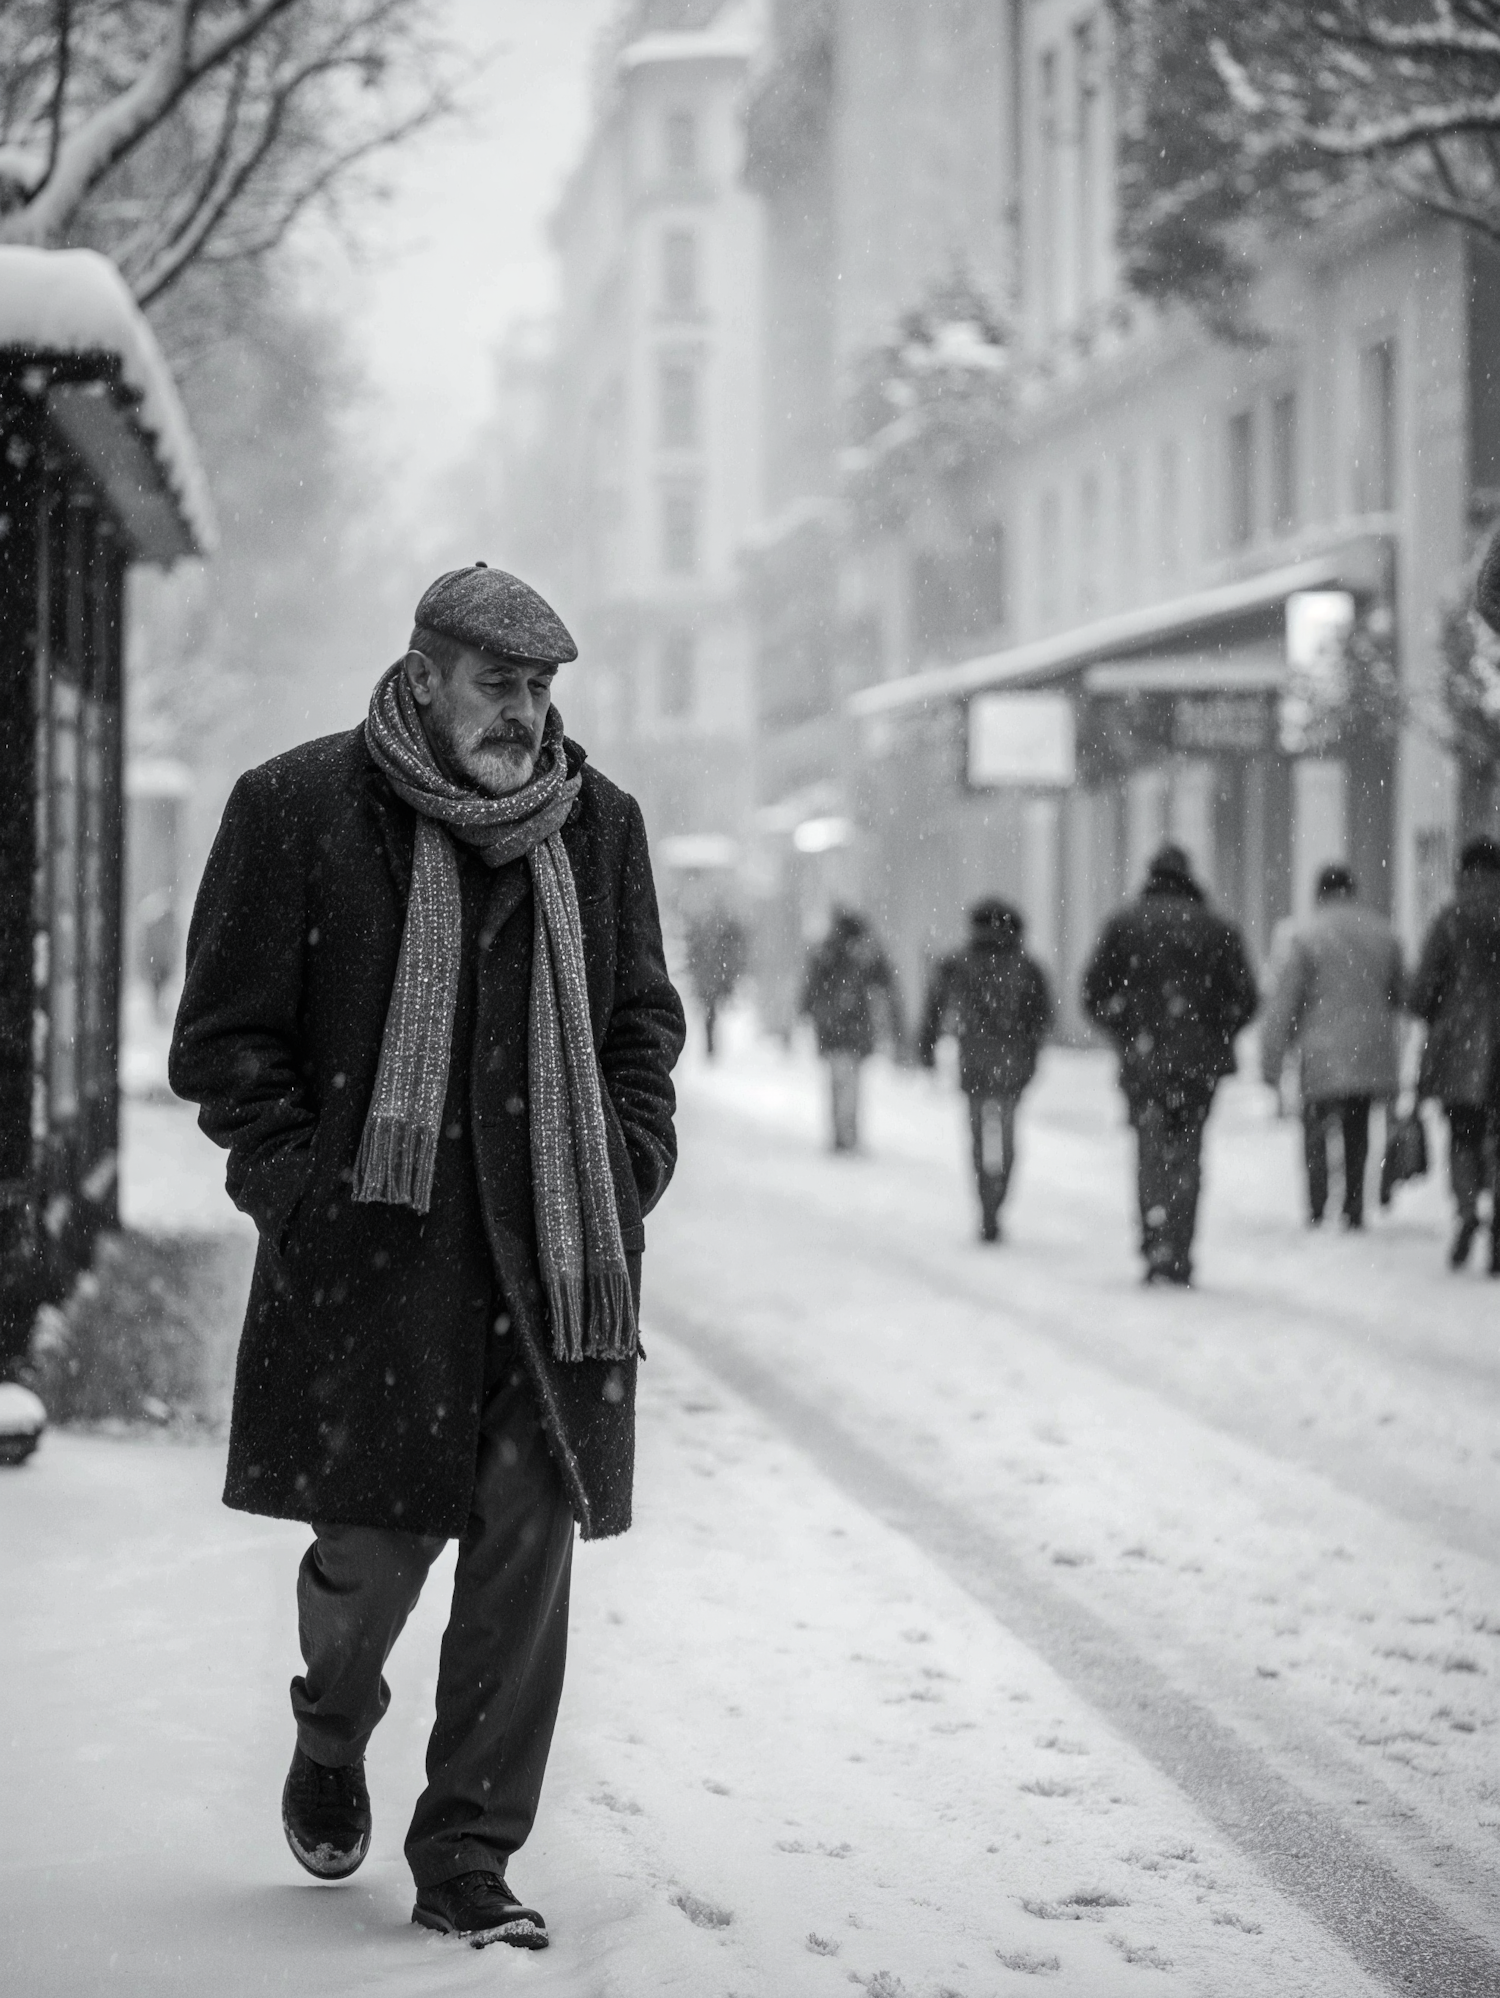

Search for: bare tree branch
xmin=41 ymin=0 xmax=73 ymax=191
xmin=0 ymin=0 xmax=303 ymax=247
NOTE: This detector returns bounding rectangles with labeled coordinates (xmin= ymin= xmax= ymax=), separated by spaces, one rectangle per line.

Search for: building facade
xmin=547 ymin=0 xmax=764 ymax=917
xmin=743 ymin=1 xmax=1495 ymax=1036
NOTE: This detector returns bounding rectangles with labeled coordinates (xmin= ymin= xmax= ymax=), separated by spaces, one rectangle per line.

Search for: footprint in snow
xmin=997 ymin=1950 xmax=1060 ymax=1975
xmin=1108 ymin=1934 xmax=1172 ymax=1969
xmin=670 ymin=1889 xmax=733 ymax=1929
xmin=1022 ymin=1889 xmax=1128 ymax=1921
xmin=592 ymin=1789 xmax=643 ymax=1816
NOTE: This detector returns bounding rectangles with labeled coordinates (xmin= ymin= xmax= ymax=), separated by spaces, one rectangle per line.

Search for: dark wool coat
xmin=917 ymin=940 xmax=1054 ymax=1098
xmin=1409 ymin=873 xmax=1500 ymax=1109
xmin=169 ymin=727 xmax=685 ymax=1542
xmin=1081 ymin=880 xmax=1258 ymax=1104
xmin=798 ymin=927 xmax=899 ymax=1057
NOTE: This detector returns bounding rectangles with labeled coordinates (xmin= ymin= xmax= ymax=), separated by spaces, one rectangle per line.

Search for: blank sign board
xmin=967 ymin=691 xmax=1076 ymax=788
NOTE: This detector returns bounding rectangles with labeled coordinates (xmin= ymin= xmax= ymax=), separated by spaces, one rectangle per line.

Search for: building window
xmin=1117 ymin=450 xmax=1138 ymax=599
xmin=662 ymin=228 xmax=698 ymax=315
xmin=1271 ymin=389 xmax=1298 ymax=534
xmin=1356 ymin=337 xmax=1397 ymax=513
xmin=1226 ymin=409 xmax=1255 ymax=549
xmin=1079 ymin=471 xmax=1101 ymax=612
xmin=1074 ymin=15 xmax=1101 ymax=315
xmin=664 ymin=109 xmax=698 ymax=176
xmin=658 ymin=355 xmax=699 ymax=448
xmin=1039 ymin=487 xmax=1061 ymax=621
xmin=1038 ymin=46 xmax=1059 ymax=335
xmin=1158 ymin=436 xmax=1180 ymax=576
xmin=661 ymin=486 xmax=699 ymax=574
xmin=660 ymin=629 xmax=695 ymax=718
xmin=965 ymin=517 xmax=1007 ymax=636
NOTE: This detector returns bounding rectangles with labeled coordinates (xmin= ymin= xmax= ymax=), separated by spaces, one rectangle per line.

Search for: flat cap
xmin=414 ymin=562 xmax=578 ymax=665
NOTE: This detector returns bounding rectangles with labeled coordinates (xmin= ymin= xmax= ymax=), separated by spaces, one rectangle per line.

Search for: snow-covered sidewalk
xmin=0 ymin=1089 xmax=1391 ymax=1994
xmin=3 ymin=1356 xmax=1377 ymax=1997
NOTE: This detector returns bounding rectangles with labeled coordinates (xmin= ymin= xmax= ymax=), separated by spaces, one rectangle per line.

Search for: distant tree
xmin=0 ymin=0 xmax=460 ymax=306
xmin=1109 ymin=1 xmax=1500 ymax=329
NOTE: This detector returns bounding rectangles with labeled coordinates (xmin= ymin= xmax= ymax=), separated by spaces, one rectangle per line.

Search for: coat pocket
xmin=600 ymin=1086 xmax=644 ymax=1250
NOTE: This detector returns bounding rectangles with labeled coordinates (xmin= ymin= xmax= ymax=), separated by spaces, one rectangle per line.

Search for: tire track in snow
xmin=647 ymin=1296 xmax=1500 ymax=1998
xmin=685 ymin=1088 xmax=1500 ymax=1564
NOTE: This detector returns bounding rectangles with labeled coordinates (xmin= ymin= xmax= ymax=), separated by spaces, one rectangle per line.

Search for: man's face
xmin=404 ymin=642 xmax=556 ymax=796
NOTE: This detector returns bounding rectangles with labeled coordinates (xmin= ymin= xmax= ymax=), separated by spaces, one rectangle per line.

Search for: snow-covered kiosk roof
xmin=0 ymin=247 xmax=214 ymax=561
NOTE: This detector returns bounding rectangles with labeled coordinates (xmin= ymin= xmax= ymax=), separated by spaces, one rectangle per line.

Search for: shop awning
xmin=1083 ymin=643 xmax=1285 ymax=695
xmin=0 ymin=246 xmax=214 ymax=562
xmin=849 ymin=537 xmax=1389 ymax=720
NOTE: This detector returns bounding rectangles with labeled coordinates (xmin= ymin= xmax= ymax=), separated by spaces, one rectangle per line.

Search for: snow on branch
xmin=0 ymin=0 xmax=463 ymax=304
xmin=1111 ymin=0 xmax=1500 ymax=325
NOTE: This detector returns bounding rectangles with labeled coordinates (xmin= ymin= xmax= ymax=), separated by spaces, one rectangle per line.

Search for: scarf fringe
xmin=546 ymin=1271 xmax=638 ymax=1364
xmin=353 ymin=1115 xmax=439 ymax=1215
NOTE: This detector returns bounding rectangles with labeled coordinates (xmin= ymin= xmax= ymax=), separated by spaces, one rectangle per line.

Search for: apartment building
xmin=744 ymin=1 xmax=1496 ymax=1032
xmin=546 ymin=0 xmax=764 ymax=908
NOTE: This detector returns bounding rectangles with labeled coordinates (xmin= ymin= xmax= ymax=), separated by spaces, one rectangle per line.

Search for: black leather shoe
xmin=281 ymin=1746 xmax=371 ymax=1880
xmin=413 ymin=1870 xmax=548 ymax=1950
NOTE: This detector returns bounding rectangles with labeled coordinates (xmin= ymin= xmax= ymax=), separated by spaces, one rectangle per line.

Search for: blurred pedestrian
xmin=1259 ymin=864 xmax=1404 ymax=1231
xmin=918 ymin=898 xmax=1053 ymax=1242
xmin=1082 ymin=844 xmax=1258 ymax=1287
xmin=1408 ymin=834 xmax=1500 ymax=1273
xmin=798 ymin=906 xmax=900 ymax=1152
xmin=137 ymin=888 xmax=178 ymax=1019
xmin=171 ymin=564 xmax=685 ymax=1949
xmin=684 ymin=904 xmax=747 ymax=1059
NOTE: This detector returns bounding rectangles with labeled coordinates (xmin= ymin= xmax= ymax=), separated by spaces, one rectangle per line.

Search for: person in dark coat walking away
xmin=1082 ymin=844 xmax=1258 ymax=1286
xmin=170 ymin=564 xmax=685 ymax=1949
xmin=918 ymin=898 xmax=1053 ymax=1242
xmin=1408 ymin=834 xmax=1500 ymax=1272
xmin=684 ymin=903 xmax=747 ymax=1058
xmin=798 ymin=907 xmax=900 ymax=1151
xmin=1259 ymin=863 xmax=1404 ymax=1230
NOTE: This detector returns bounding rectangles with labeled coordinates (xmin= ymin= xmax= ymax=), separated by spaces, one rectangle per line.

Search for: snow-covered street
xmin=6 ymin=1020 xmax=1500 ymax=1994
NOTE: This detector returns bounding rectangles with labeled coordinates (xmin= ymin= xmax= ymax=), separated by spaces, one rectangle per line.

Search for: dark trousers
xmin=290 ymin=1361 xmax=575 ymax=1890
xmin=1129 ymin=1087 xmax=1213 ymax=1279
xmin=1447 ymin=1104 xmax=1500 ymax=1224
xmin=1302 ymin=1095 xmax=1372 ymax=1223
xmin=968 ymin=1094 xmax=1018 ymax=1231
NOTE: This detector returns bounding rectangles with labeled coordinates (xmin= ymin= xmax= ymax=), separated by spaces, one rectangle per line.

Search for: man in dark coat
xmin=918 ymin=898 xmax=1053 ymax=1242
xmin=1082 ymin=844 xmax=1258 ymax=1286
xmin=170 ymin=565 xmax=684 ymax=1949
xmin=798 ymin=906 xmax=900 ymax=1151
xmin=1408 ymin=834 xmax=1500 ymax=1272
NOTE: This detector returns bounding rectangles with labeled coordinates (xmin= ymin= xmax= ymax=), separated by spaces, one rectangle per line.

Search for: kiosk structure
xmin=0 ymin=248 xmax=211 ymax=1373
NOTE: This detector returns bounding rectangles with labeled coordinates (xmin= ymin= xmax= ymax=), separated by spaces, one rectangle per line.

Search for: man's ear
xmin=403 ymin=648 xmax=438 ymax=707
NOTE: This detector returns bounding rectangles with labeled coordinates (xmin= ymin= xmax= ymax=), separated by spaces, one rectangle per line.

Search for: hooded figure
xmin=170 ymin=565 xmax=685 ymax=1947
xmin=1082 ymin=844 xmax=1258 ymax=1285
xmin=918 ymin=898 xmax=1054 ymax=1241
xmin=1408 ymin=834 xmax=1500 ymax=1272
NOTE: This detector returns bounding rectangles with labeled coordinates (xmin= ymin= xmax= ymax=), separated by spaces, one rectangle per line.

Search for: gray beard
xmin=428 ymin=711 xmax=536 ymax=796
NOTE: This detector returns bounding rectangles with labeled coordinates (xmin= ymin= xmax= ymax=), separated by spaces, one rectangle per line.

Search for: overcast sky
xmin=318 ymin=0 xmax=616 ymax=502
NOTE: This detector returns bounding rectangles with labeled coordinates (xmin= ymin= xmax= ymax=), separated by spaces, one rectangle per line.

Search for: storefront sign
xmin=967 ymin=691 xmax=1076 ymax=789
xmin=1171 ymin=692 xmax=1271 ymax=754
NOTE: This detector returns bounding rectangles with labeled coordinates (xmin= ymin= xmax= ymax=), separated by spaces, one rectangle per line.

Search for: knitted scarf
xmin=354 ymin=661 xmax=636 ymax=1364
